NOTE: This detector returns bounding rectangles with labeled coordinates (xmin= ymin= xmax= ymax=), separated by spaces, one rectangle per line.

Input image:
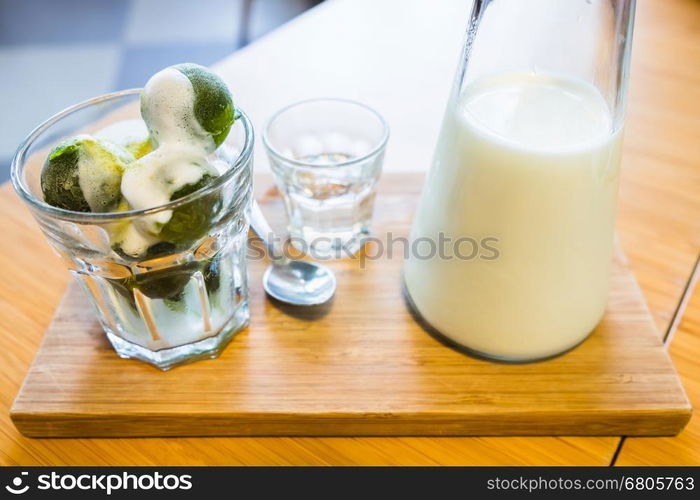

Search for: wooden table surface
xmin=1 ymin=0 xmax=699 ymax=465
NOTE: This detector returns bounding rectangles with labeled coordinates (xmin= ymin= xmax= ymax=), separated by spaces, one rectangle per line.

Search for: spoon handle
xmin=250 ymin=200 xmax=285 ymax=263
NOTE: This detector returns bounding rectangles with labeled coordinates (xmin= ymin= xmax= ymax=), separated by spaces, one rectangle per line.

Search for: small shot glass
xmin=263 ymin=98 xmax=389 ymax=260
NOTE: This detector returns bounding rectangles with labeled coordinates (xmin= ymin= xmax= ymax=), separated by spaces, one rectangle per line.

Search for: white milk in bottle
xmin=404 ymin=72 xmax=623 ymax=360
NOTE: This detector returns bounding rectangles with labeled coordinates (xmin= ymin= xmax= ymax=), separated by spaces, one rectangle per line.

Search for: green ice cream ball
xmin=133 ymin=261 xmax=199 ymax=300
xmin=109 ymin=171 xmax=220 ymax=259
xmin=105 ymin=263 xmax=197 ymax=301
xmin=173 ymin=63 xmax=235 ymax=148
xmin=41 ymin=135 xmax=133 ymax=212
xmin=158 ymin=173 xmax=221 ymax=246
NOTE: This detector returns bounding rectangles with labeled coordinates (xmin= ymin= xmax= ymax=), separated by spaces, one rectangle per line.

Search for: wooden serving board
xmin=11 ymin=176 xmax=691 ymax=437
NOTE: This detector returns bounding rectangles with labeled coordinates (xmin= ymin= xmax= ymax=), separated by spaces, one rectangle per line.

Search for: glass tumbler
xmin=404 ymin=0 xmax=636 ymax=361
xmin=11 ymin=90 xmax=253 ymax=370
xmin=263 ymin=98 xmax=389 ymax=259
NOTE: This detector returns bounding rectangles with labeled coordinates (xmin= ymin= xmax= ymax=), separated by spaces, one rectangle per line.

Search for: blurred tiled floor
xmin=0 ymin=0 xmax=318 ymax=182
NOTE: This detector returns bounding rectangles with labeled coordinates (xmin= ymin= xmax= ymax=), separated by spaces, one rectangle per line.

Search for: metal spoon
xmin=249 ymin=201 xmax=336 ymax=306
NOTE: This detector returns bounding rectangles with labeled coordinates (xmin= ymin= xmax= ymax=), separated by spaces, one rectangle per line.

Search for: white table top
xmin=214 ymin=0 xmax=471 ymax=174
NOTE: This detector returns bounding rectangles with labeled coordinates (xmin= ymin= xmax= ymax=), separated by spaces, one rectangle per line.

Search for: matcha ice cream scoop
xmin=140 ymin=63 xmax=234 ymax=153
xmin=41 ymin=135 xmax=133 ymax=212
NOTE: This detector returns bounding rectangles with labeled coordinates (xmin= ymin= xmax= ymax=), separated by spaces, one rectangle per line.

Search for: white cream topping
xmin=75 ymin=137 xmax=128 ymax=212
xmin=112 ymin=219 xmax=160 ymax=257
xmin=121 ymin=142 xmax=216 ymax=234
xmin=117 ymin=67 xmax=220 ymax=257
xmin=140 ymin=68 xmax=213 ymax=149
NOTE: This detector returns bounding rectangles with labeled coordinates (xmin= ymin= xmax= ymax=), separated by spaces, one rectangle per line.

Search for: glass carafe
xmin=404 ymin=0 xmax=636 ymax=361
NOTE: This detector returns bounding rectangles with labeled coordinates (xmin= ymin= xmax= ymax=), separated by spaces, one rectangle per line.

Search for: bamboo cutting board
xmin=10 ymin=176 xmax=691 ymax=437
